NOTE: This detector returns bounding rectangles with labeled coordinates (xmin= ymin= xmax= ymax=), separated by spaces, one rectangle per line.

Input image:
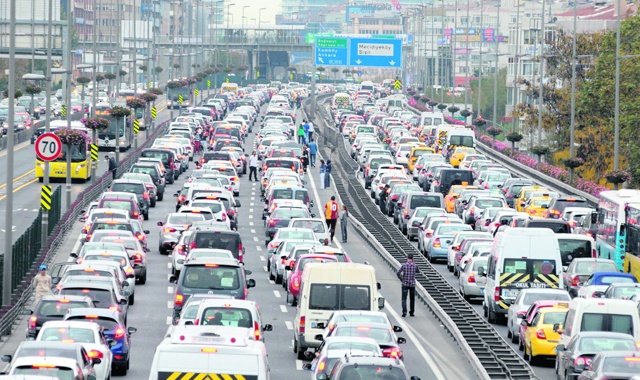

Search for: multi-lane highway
xmin=0 ymin=99 xmax=168 ymax=248
xmin=0 ymin=101 xmax=480 ymax=379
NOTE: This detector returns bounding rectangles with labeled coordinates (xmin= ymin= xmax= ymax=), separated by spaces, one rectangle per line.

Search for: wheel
xmin=507 ymin=328 xmax=513 ymax=339
xmin=143 ymin=212 xmax=149 ymax=221
xmin=428 ymin=252 xmax=436 ymax=263
xmin=402 ymin=226 xmax=407 ymax=235
xmin=158 ymin=192 xmax=164 ymax=201
xmin=518 ymin=337 xmax=525 ymax=351
xmin=275 ymin=274 xmax=282 ymax=284
xmin=296 ymin=342 xmax=307 ymax=361
xmin=112 ymin=364 xmax=126 ymax=376
xmin=483 ymin=304 xmax=488 ymax=317
xmin=126 ymin=357 xmax=130 ymax=369
xmin=159 ymin=247 xmax=167 ymax=255
xmin=447 ymin=262 xmax=453 ymax=272
xmin=495 ymin=312 xmax=506 ymax=325
xmin=150 ymin=199 xmax=156 ymax=207
xmin=407 ymin=233 xmax=413 ymax=241
xmin=129 ymin=293 xmax=135 ymax=305
xmin=138 ymin=275 xmax=147 ymax=285
xmin=511 ymin=331 xmax=518 ymax=344
xmin=268 ymin=269 xmax=275 ymax=281
xmin=487 ymin=306 xmax=496 ymax=323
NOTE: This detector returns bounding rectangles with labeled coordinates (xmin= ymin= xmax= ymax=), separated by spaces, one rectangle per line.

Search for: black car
xmin=129 ymin=162 xmax=166 ymax=200
xmin=140 ymin=148 xmax=178 ymax=183
xmin=185 ymin=225 xmax=245 ymax=261
xmin=432 ymin=168 xmax=474 ymax=196
xmin=23 ymin=295 xmax=95 ymax=339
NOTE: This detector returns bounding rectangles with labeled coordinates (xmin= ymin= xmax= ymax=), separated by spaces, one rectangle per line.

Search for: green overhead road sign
xmin=394 ymin=79 xmax=402 ymax=90
xmin=316 ymin=37 xmax=348 ymax=49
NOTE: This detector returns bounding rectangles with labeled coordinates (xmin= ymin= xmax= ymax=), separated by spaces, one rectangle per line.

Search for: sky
xmin=225 ymin=0 xmax=283 ymax=27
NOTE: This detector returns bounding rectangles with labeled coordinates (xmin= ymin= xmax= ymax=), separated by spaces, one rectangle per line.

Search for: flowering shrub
xmin=478 ymin=134 xmax=608 ymax=196
xmin=54 ymin=128 xmax=87 ymax=145
xmin=605 ymin=170 xmax=631 ymax=184
xmin=167 ymin=79 xmax=187 ymax=89
xmin=486 ymin=127 xmax=502 ymax=136
xmin=126 ymin=98 xmax=146 ymax=109
xmin=80 ymin=117 xmax=110 ymax=130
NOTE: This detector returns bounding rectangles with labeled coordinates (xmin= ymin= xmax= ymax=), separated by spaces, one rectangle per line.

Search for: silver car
xmin=458 ymin=257 xmax=488 ymax=301
xmin=406 ymin=207 xmax=446 ymax=241
xmin=157 ymin=213 xmax=206 ymax=255
xmin=506 ymin=288 xmax=571 ymax=344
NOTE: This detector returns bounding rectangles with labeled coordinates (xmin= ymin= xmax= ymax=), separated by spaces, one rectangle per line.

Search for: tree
xmin=331 ymin=68 xmax=339 ymax=80
xmin=2 ymin=88 xmax=22 ymax=98
xmin=95 ymin=74 xmax=105 ymax=83
xmin=468 ymin=67 xmax=508 ymax=125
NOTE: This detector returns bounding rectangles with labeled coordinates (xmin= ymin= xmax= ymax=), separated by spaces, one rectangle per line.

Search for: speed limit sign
xmin=35 ymin=132 xmax=62 ymax=161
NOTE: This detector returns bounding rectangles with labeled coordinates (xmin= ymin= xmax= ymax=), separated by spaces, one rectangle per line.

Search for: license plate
xmin=194 ymin=336 xmax=223 ymax=344
xmin=55 ymin=171 xmax=65 ymax=174
xmin=502 ymin=289 xmax=519 ymax=298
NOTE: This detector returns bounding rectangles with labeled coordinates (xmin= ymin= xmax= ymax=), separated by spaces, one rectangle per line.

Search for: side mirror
xmin=169 ymin=275 xmax=178 ymax=284
xmin=310 ymin=213 xmax=316 ymax=218
xmin=316 ymin=322 xmax=326 ymax=329
xmin=377 ymin=282 xmax=381 ymax=290
xmin=477 ymin=266 xmax=486 ymax=277
xmin=317 ymin=373 xmax=329 ymax=380
xmin=146 ymin=248 xmax=151 ymax=253
xmin=235 ymin=200 xmax=242 ymax=207
xmin=592 ymin=290 xmax=605 ymax=298
xmin=556 ymin=344 xmax=565 ymax=352
xmin=126 ymin=273 xmax=134 ymax=279
xmin=553 ymin=323 xmax=561 ymax=332
xmin=397 ymin=337 xmax=407 ymax=344
xmin=173 ymin=193 xmax=179 ymax=197
xmin=377 ymin=296 xmax=385 ymax=310
xmin=410 ymin=377 xmax=422 ymax=380
xmin=91 ymin=358 xmax=102 ymax=366
xmin=123 ymin=280 xmax=130 ymax=287
xmin=22 ymin=309 xmax=33 ymax=315
xmin=120 ymin=299 xmax=128 ymax=305
xmin=127 ymin=327 xmax=137 ymax=335
xmin=157 ymin=221 xmax=164 ymax=226
xmin=393 ymin=325 xmax=403 ymax=332
xmin=520 ymin=319 xmax=529 ymax=327
xmin=314 ymin=334 xmax=324 ymax=342
xmin=262 ymin=324 xmax=273 ymax=331
xmin=285 ymin=265 xmax=292 ymax=271
xmin=144 ymin=230 xmax=150 ymax=234
xmin=0 ymin=355 xmax=11 ymax=363
xmin=247 ymin=278 xmax=256 ymax=288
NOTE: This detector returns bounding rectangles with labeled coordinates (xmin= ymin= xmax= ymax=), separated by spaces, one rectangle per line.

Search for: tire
xmin=518 ymin=337 xmax=524 ymax=351
xmin=268 ymin=269 xmax=275 ymax=281
xmin=143 ymin=212 xmax=149 ymax=221
xmin=112 ymin=364 xmax=126 ymax=376
xmin=158 ymin=192 xmax=164 ymax=201
xmin=495 ymin=312 xmax=506 ymax=325
xmin=511 ymin=332 xmax=518 ymax=344
xmin=275 ymin=274 xmax=282 ymax=285
xmin=150 ymin=199 xmax=156 ymax=207
xmin=407 ymin=234 xmax=413 ymax=242
xmin=447 ymin=263 xmax=453 ymax=272
xmin=159 ymin=247 xmax=167 ymax=255
xmin=138 ymin=275 xmax=147 ymax=285
xmin=129 ymin=293 xmax=134 ymax=305
xmin=296 ymin=342 xmax=307 ymax=361
xmin=507 ymin=328 xmax=513 ymax=339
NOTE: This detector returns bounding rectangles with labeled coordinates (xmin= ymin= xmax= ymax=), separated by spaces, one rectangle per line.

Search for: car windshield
xmin=200 ymin=307 xmax=252 ymax=327
xmin=190 ymin=202 xmax=223 ymax=213
xmin=66 ymin=316 xmax=119 ymax=331
xmin=278 ymin=230 xmax=315 ymax=240
xmin=578 ymin=337 xmax=636 ymax=352
xmin=410 ymin=196 xmax=442 ymax=209
xmin=309 ymin=284 xmax=370 ymax=311
xmin=272 ymin=208 xmax=309 ymax=219
xmin=168 ymin=214 xmax=207 ymax=224
xmin=298 ymin=257 xmax=337 ymax=271
xmin=60 ymin=288 xmax=112 ymax=307
xmin=40 ymin=327 xmax=96 ymax=343
xmin=523 ymin=292 xmax=569 ymax=305
xmin=100 ymin=200 xmax=132 ymax=211
xmin=111 ymin=183 xmax=143 ymax=194
xmin=80 ymin=243 xmax=127 ymax=255
xmin=90 ymin=212 xmax=127 ymax=221
xmin=93 ymin=223 xmax=132 ymax=232
xmin=291 ymin=220 xmax=325 ymax=233
xmin=475 ymin=199 xmax=504 ymax=208
xmin=36 ymin=301 xmax=89 ymax=317
xmin=82 ymin=254 xmax=127 ymax=267
xmin=575 ymin=261 xmax=618 ymax=273
xmin=13 ymin=367 xmax=75 ymax=380
xmin=542 ymin=311 xmax=567 ymax=325
xmin=437 ymin=224 xmax=470 ymax=235
xmin=182 ymin=266 xmax=240 ymax=290
xmin=612 ymin=286 xmax=640 ymax=299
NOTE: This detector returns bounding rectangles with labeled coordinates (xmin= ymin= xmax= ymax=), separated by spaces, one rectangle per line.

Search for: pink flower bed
xmin=478 ymin=135 xmax=608 ymax=197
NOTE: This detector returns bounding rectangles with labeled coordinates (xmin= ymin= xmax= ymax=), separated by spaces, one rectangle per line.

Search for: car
xmin=576 ymin=272 xmax=637 ymax=298
xmin=562 ymin=258 xmax=619 ymax=297
xmin=23 ymin=295 xmax=95 ymax=339
xmin=96 ymin=197 xmax=143 ymax=221
xmin=444 ymin=185 xmax=478 ymax=213
xmin=461 ymin=196 xmax=507 ymax=227
xmin=543 ymin=195 xmax=589 ymax=219
xmin=192 ymin=298 xmax=273 ymax=341
xmin=522 ymin=303 xmax=568 ymax=365
xmin=57 ymin=281 xmax=129 ymax=324
xmin=425 ymin=222 xmax=473 ymax=263
xmin=80 ymin=208 xmax=131 ymax=237
xmin=555 ymin=332 xmax=640 ymax=380
xmin=406 ymin=207 xmax=446 ymax=241
xmin=185 ymin=225 xmax=245 ymax=262
xmin=84 ymin=219 xmax=150 ymax=251
xmin=156 ymin=212 xmax=206 ymax=255
xmin=169 ymin=258 xmax=256 ymax=320
xmin=36 ymin=320 xmax=114 ymax=380
xmin=108 ymin=179 xmax=151 ymax=220
xmin=517 ymin=300 xmax=570 ymax=352
xmin=264 ymin=207 xmax=313 ymax=243
xmin=120 ymin=172 xmax=160 ymax=206
xmin=319 ymin=311 xmax=402 ymax=341
xmin=3 ymin=349 xmax=97 ymax=379
xmin=316 ymin=321 xmax=406 ymax=360
xmin=185 ymin=248 xmax=235 ymax=263
xmin=100 ymin=237 xmax=149 ymax=284
xmin=285 ymin=253 xmax=338 ymax=306
xmin=599 ymin=283 xmax=640 ymax=299
xmin=506 ymin=288 xmax=571 ymax=344
xmin=302 ymin=337 xmax=383 ymax=378
xmin=268 ymin=237 xmax=318 ymax=284
xmin=63 ymin=308 xmax=136 ymax=376
xmin=317 ymin=354 xmax=421 ymax=380
xmin=446 ymin=231 xmax=492 ymax=273
xmin=458 ymin=257 xmax=488 ymax=301
xmin=288 ymin=218 xmax=331 ymax=246
xmin=574 ymin=350 xmax=640 ymax=379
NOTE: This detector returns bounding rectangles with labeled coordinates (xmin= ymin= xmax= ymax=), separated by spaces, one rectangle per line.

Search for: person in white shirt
xmin=248 ymin=151 xmax=259 ymax=181
xmin=308 ymin=121 xmax=315 ymax=142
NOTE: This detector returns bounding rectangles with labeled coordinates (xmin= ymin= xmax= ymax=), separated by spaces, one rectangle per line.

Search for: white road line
xmin=269 ymin=279 xmax=275 ymax=285
xmin=166 ymin=262 xmax=172 ymax=269
xmin=256 ymin=246 xmax=262 ymax=251
xmin=285 ymin=321 xmax=294 ymax=330
xmin=249 ymin=222 xmax=254 ymax=226
xmin=249 ymin=208 xmax=254 ymax=213
xmin=249 ymin=215 xmax=254 ymax=219
xmin=167 ymin=286 xmax=174 ymax=294
xmin=250 ymin=202 xmax=255 ymax=206
xmin=166 ymin=316 xmax=173 ymax=325
xmin=384 ymin=297 xmax=447 ymax=380
xmin=295 ymin=360 xmax=304 ymax=371
xmin=252 ymin=192 xmax=256 ymax=196
xmin=260 ymin=255 xmax=266 ymax=261
xmin=167 ymin=301 xmax=173 ymax=309
xmin=280 ymin=305 xmax=287 ymax=313
xmin=253 ymin=237 xmax=259 ymax=241
xmin=263 ymin=266 xmax=268 ymax=272
xmin=273 ymin=290 xmax=281 ymax=298
xmin=251 ymin=229 xmax=256 ymax=234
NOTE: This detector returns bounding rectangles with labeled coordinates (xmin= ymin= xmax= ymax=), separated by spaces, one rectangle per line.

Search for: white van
xmin=481 ymin=227 xmax=563 ymax=324
xmin=557 ymin=298 xmax=640 ymax=347
xmin=220 ymin=82 xmax=238 ymax=94
xmin=293 ymin=262 xmax=384 ymax=359
xmin=446 ymin=127 xmax=476 ymax=149
xmin=419 ymin=112 xmax=445 ymax=128
xmin=148 ymin=326 xmax=270 ymax=380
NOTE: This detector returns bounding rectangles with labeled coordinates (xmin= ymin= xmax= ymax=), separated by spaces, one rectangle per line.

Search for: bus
xmin=595 ymin=190 xmax=640 ymax=270
xmin=97 ymin=115 xmax=132 ymax=152
xmin=167 ymin=86 xmax=191 ymax=109
xmin=624 ymin=203 xmax=640 ymax=281
xmin=35 ymin=121 xmax=92 ymax=182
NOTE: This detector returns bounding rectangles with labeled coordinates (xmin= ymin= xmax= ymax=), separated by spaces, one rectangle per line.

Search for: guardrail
xmin=404 ymin=104 xmax=598 ymax=207
xmin=307 ymin=94 xmax=536 ymax=380
xmin=0 ymin=120 xmax=169 ymax=337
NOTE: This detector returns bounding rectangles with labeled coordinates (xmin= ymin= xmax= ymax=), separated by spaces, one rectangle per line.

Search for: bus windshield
xmin=54 ymin=144 xmax=87 ymax=162
xmin=101 ymin=116 xmax=125 ymax=139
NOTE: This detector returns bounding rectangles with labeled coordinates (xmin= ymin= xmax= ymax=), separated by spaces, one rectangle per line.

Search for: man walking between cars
xmin=249 ymin=150 xmax=259 ymax=182
xmin=308 ymin=121 xmax=315 ymax=142
xmin=308 ymin=139 xmax=317 ymax=167
xmin=396 ymin=254 xmax=418 ymax=317
xmin=33 ymin=264 xmax=53 ymax=302
xmin=324 ymin=196 xmax=339 ymax=242
xmin=105 ymin=154 xmax=117 ymax=180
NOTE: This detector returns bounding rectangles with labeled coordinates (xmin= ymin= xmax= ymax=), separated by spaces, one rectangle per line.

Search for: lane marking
xmin=249 ymin=215 xmax=254 ymax=219
xmin=167 ymin=301 xmax=173 ymax=309
xmin=249 ymin=208 xmax=254 ymax=213
xmin=166 ymin=316 xmax=173 ymax=325
xmin=263 ymin=266 xmax=268 ymax=272
xmin=285 ymin=321 xmax=293 ymax=330
xmin=0 ymin=140 xmax=31 ymax=158
xmin=167 ymin=286 xmax=174 ymax=294
xmin=0 ymin=177 xmax=39 ymax=202
xmin=249 ymin=222 xmax=254 ymax=226
xmin=259 ymin=255 xmax=266 ymax=261
xmin=253 ymin=236 xmax=259 ymax=241
xmin=273 ymin=290 xmax=281 ymax=298
xmin=280 ymin=305 xmax=287 ymax=313
xmin=295 ymin=360 xmax=304 ymax=371
xmin=256 ymin=246 xmax=262 ymax=252
xmin=250 ymin=202 xmax=255 ymax=206
xmin=0 ymin=168 xmax=35 ymax=190
xmin=166 ymin=262 xmax=172 ymax=269
xmin=251 ymin=229 xmax=256 ymax=234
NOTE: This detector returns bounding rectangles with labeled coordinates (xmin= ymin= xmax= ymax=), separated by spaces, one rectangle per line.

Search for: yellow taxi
xmin=523 ymin=195 xmax=554 ymax=217
xmin=449 ymin=147 xmax=476 ymax=168
xmin=444 ymin=185 xmax=477 ymax=213
xmin=515 ymin=186 xmax=549 ymax=212
xmin=523 ymin=304 xmax=568 ymax=365
xmin=408 ymin=146 xmax=436 ymax=173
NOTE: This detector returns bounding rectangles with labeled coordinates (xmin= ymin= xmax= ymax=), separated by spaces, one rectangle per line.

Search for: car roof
xmin=64 ymin=307 xmax=119 ymax=319
xmin=183 ymin=257 xmax=241 ymax=267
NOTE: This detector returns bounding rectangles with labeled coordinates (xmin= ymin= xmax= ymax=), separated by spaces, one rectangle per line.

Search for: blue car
xmin=425 ymin=223 xmax=473 ymax=263
xmin=578 ymin=272 xmax=638 ymax=298
xmin=64 ymin=307 xmax=137 ymax=376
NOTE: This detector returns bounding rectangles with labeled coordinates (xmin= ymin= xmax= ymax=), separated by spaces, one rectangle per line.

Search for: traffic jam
xmin=0 ymin=81 xmax=427 ymax=380
xmin=329 ymin=81 xmax=640 ymax=380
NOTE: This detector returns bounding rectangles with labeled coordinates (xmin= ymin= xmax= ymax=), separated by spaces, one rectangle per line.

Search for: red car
xmin=286 ymin=254 xmax=338 ymax=305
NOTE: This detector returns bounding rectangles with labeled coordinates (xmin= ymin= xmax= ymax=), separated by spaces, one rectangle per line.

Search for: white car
xmin=288 ymin=218 xmax=331 ymax=246
xmin=36 ymin=320 xmax=113 ymax=380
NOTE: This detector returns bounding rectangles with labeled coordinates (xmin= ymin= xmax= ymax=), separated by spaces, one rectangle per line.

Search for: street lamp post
xmin=492 ymin=3 xmax=500 ymax=130
xmin=511 ymin=2 xmax=522 ymax=134
xmin=569 ymin=0 xmax=577 ymax=183
xmin=477 ymin=0 xmax=484 ymax=118
xmin=537 ymin=0 xmax=546 ymax=148
xmin=613 ymin=0 xmax=622 ymax=187
xmin=257 ymin=7 xmax=266 ymax=80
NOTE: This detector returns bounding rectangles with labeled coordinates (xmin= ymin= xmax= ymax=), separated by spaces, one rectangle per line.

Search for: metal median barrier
xmin=305 ymin=94 xmax=536 ymax=380
xmin=0 ymin=120 xmax=169 ymax=337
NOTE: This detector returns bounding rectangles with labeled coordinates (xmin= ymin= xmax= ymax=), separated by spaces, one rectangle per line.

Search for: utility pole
xmin=65 ymin=0 xmax=73 ymax=211
xmin=116 ymin=0 xmax=122 ymax=97
xmin=464 ymin=0 xmax=470 ymax=111
xmin=477 ymin=0 xmax=484 ymax=118
xmin=42 ymin=0 xmax=53 ymax=246
xmin=492 ymin=4 xmax=500 ymax=129
xmin=91 ymin=0 xmax=98 ymax=183
xmin=511 ymin=2 xmax=522 ymax=134
xmin=613 ymin=0 xmax=622 ymax=181
xmin=537 ymin=0 xmax=545 ymax=147
xmin=3 ymin=0 xmax=17 ymax=306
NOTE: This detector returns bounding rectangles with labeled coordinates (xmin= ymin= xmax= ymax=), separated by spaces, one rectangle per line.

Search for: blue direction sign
xmin=314 ymin=37 xmax=348 ymax=66
xmin=349 ymin=37 xmax=402 ymax=68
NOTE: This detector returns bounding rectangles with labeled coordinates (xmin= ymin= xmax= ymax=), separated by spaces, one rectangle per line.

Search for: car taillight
xmin=177 ymin=244 xmax=186 ymax=255
xmin=109 ymin=305 xmax=120 ymax=312
xmin=485 ymin=220 xmax=491 ymax=226
xmin=164 ymin=227 xmax=177 ymax=233
xmin=494 ymin=287 xmax=500 ymax=301
xmin=574 ymin=356 xmax=592 ymax=367
xmin=133 ymin=253 xmax=142 ymax=263
xmin=174 ymin=293 xmax=184 ymax=306
xmin=114 ymin=327 xmax=125 ymax=340
xmin=178 ymin=195 xmax=186 ymax=202
xmin=82 ymin=224 xmax=90 ymax=233
xmin=382 ymin=347 xmax=401 ymax=358
xmin=592 ymin=248 xmax=597 ymax=257
xmin=467 ymin=273 xmax=476 ymax=283
xmin=571 ymin=276 xmax=581 ymax=287
xmin=29 ymin=316 xmax=37 ymax=329
xmin=507 ymin=193 xmax=513 ymax=198
xmin=143 ymin=192 xmax=149 ymax=200
xmin=254 ymin=321 xmax=261 ymax=340
xmin=433 ymin=238 xmax=441 ymax=248
xmin=88 ymin=350 xmax=103 ymax=359
xmin=133 ymin=212 xmax=139 ymax=218
xmin=425 ymin=230 xmax=433 ymax=237
xmin=535 ymin=329 xmax=546 ymax=340
xmin=299 ymin=316 xmax=305 ymax=333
